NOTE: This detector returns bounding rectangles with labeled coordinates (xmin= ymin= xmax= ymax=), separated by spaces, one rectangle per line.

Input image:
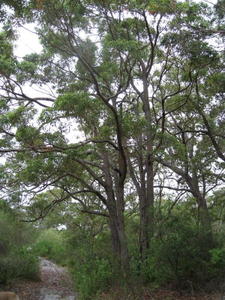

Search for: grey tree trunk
xmin=108 ymin=203 xmax=130 ymax=273
xmin=139 ymin=159 xmax=154 ymax=259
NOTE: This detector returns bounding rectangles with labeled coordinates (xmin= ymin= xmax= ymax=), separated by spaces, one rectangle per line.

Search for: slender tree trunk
xmin=197 ymin=194 xmax=213 ymax=252
xmin=108 ymin=210 xmax=121 ymax=259
xmin=139 ymin=159 xmax=154 ymax=259
xmin=139 ymin=73 xmax=155 ymax=259
xmin=187 ymin=176 xmax=213 ymax=252
xmin=113 ymin=164 xmax=130 ymax=273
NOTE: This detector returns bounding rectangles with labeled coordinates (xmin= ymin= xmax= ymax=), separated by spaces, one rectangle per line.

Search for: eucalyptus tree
xmin=153 ymin=0 xmax=225 ymax=247
xmin=0 ymin=0 xmax=222 ymax=272
xmin=156 ymin=102 xmax=221 ymax=247
xmin=27 ymin=0 xmax=194 ymax=260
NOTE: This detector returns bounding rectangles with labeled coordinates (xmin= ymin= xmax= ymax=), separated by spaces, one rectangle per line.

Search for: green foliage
xmin=0 ymin=106 xmax=36 ymax=129
xmin=76 ymin=39 xmax=97 ymax=73
xmin=147 ymin=0 xmax=177 ymax=15
xmin=147 ymin=217 xmax=204 ymax=287
xmin=0 ymin=248 xmax=39 ymax=284
xmin=188 ymin=41 xmax=219 ymax=68
xmin=210 ymin=248 xmax=225 ymax=267
xmin=215 ymin=0 xmax=225 ymax=19
xmin=131 ymin=206 xmax=225 ymax=290
xmin=71 ymin=256 xmax=113 ymax=300
xmin=55 ymin=92 xmax=103 ymax=122
xmin=0 ymin=31 xmax=15 ymax=75
xmin=33 ymin=228 xmax=67 ymax=264
xmin=18 ymin=157 xmax=51 ymax=183
xmin=16 ymin=125 xmax=41 ymax=144
xmin=106 ymin=39 xmax=142 ymax=53
xmin=64 ymin=216 xmax=115 ymax=300
xmin=205 ymin=72 xmax=225 ymax=95
xmin=16 ymin=54 xmax=39 ymax=83
xmin=0 ymin=204 xmax=39 ymax=284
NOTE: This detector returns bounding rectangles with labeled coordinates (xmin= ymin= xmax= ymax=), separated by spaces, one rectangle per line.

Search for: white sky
xmin=15 ymin=24 xmax=42 ymax=58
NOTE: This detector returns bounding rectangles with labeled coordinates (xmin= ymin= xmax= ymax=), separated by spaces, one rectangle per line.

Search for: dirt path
xmin=13 ymin=258 xmax=77 ymax=300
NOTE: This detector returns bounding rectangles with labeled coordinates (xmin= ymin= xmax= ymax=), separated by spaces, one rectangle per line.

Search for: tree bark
xmin=102 ymin=150 xmax=130 ymax=273
xmin=139 ymin=72 xmax=155 ymax=258
xmin=108 ymin=201 xmax=130 ymax=273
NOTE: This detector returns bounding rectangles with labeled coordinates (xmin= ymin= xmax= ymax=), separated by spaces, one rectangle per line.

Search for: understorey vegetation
xmin=0 ymin=201 xmax=39 ymax=285
xmin=1 ymin=0 xmax=225 ymax=299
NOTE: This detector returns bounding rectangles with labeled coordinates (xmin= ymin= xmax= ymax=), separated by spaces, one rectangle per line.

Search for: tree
xmin=153 ymin=0 xmax=225 ymax=249
xmin=0 ymin=0 xmax=223 ymax=276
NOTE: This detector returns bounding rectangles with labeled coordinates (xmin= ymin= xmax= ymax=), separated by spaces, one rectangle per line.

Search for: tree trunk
xmin=197 ymin=195 xmax=214 ymax=253
xmin=139 ymin=159 xmax=154 ymax=259
xmin=108 ymin=202 xmax=130 ymax=274
xmin=139 ymin=72 xmax=155 ymax=259
xmin=187 ymin=176 xmax=213 ymax=252
xmin=101 ymin=150 xmax=130 ymax=273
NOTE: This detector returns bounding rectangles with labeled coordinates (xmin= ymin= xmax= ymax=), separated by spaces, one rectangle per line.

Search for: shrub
xmin=0 ymin=249 xmax=39 ymax=284
xmin=139 ymin=213 xmax=225 ymax=290
xmin=32 ymin=228 xmax=67 ymax=264
xmin=0 ymin=208 xmax=39 ymax=284
xmin=71 ymin=256 xmax=113 ymax=300
xmin=209 ymin=247 xmax=225 ymax=279
xmin=64 ymin=218 xmax=116 ymax=300
xmin=14 ymin=247 xmax=39 ymax=280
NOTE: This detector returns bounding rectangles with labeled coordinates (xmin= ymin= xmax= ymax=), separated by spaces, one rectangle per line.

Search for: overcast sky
xmin=15 ymin=24 xmax=42 ymax=58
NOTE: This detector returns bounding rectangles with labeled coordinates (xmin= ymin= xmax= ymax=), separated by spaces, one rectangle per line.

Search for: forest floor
xmin=12 ymin=258 xmax=77 ymax=300
xmin=8 ymin=258 xmax=224 ymax=299
xmin=98 ymin=288 xmax=223 ymax=300
xmin=139 ymin=289 xmax=222 ymax=300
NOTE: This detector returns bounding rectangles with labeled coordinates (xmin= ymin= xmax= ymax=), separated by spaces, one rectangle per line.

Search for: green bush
xmin=32 ymin=228 xmax=67 ymax=264
xmin=71 ymin=256 xmax=113 ymax=300
xmin=64 ymin=218 xmax=116 ymax=300
xmin=14 ymin=247 xmax=39 ymax=280
xmin=0 ymin=207 xmax=39 ymax=284
xmin=138 ymin=213 xmax=225 ymax=290
xmin=209 ymin=247 xmax=225 ymax=278
xmin=0 ymin=249 xmax=39 ymax=284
